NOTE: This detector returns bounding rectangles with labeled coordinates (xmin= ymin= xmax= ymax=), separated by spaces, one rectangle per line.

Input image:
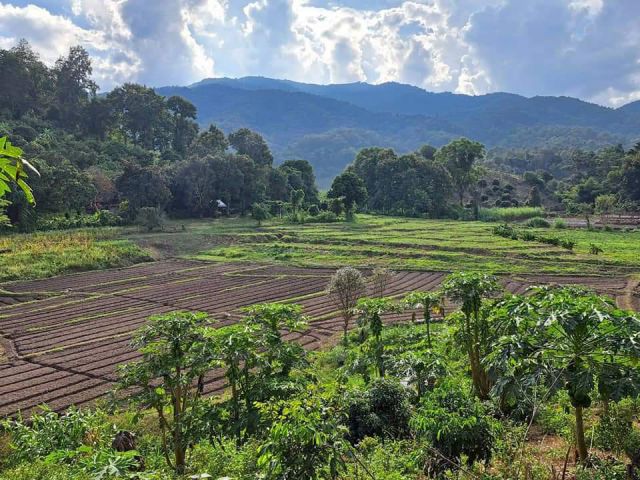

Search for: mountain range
xmin=157 ymin=77 xmax=640 ymax=187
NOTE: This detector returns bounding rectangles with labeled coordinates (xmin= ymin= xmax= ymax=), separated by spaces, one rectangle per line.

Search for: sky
xmin=1 ymin=0 xmax=639 ymax=107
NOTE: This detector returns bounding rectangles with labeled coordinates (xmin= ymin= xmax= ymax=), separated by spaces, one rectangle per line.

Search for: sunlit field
xmin=191 ymin=215 xmax=640 ymax=275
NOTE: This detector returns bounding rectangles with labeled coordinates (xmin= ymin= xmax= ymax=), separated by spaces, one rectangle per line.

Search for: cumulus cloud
xmin=1 ymin=0 xmax=639 ymax=106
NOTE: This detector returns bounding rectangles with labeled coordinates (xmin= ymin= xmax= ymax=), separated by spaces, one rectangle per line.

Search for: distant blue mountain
xmin=157 ymin=77 xmax=640 ymax=187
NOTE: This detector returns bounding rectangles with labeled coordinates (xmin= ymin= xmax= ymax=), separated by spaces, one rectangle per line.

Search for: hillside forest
xmin=2 ymin=40 xmax=640 ymax=232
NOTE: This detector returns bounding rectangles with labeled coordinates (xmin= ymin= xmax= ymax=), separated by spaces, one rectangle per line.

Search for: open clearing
xmin=1 ymin=258 xmax=638 ymax=417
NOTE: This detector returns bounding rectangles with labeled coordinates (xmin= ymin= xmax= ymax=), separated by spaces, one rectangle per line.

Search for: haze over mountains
xmin=157 ymin=77 xmax=640 ymax=187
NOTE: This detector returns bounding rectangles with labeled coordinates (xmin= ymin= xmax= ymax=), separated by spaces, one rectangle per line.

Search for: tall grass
xmin=0 ymin=230 xmax=152 ymax=282
xmin=478 ymin=207 xmax=545 ymax=222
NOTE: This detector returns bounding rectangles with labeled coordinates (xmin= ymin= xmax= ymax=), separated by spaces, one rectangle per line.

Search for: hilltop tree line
xmin=3 ymin=39 xmax=640 ymax=229
xmin=0 ymin=40 xmax=320 ymax=230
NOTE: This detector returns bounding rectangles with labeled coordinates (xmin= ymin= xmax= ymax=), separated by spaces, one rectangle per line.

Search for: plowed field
xmin=1 ymin=259 xmax=637 ymax=417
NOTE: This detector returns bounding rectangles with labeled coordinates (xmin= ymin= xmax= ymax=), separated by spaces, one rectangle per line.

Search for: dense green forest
xmin=2 ymin=40 xmax=640 ymax=232
xmin=158 ymin=77 xmax=640 ymax=186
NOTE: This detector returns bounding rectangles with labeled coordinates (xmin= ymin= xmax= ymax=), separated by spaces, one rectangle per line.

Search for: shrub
xmin=306 ymin=211 xmax=339 ymax=223
xmin=346 ymin=378 xmax=412 ymax=443
xmin=251 ymin=203 xmax=270 ymax=226
xmin=257 ymin=390 xmax=349 ymax=480
xmin=560 ymin=239 xmax=576 ymax=251
xmin=412 ymin=382 xmax=497 ymax=475
xmin=136 ymin=207 xmax=165 ymax=232
xmin=35 ymin=211 xmax=123 ymax=231
xmin=1 ymin=407 xmax=113 ymax=465
xmin=524 ymin=217 xmax=550 ymax=228
xmin=479 ymin=206 xmax=544 ymax=222
xmin=307 ymin=204 xmax=320 ymax=216
xmin=553 ymin=218 xmax=567 ymax=229
xmin=590 ymin=243 xmax=604 ymax=255
xmin=594 ymin=400 xmax=635 ymax=453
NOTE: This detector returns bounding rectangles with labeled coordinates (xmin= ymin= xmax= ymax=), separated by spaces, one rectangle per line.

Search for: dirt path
xmin=619 ymin=276 xmax=640 ymax=311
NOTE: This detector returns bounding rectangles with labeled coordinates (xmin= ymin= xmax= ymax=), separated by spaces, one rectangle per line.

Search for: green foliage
xmin=435 ymin=138 xmax=484 ymax=206
xmin=117 ymin=311 xmax=220 ymax=473
xmin=413 ymin=381 xmax=497 ymax=476
xmin=403 ymin=290 xmax=443 ymax=348
xmin=524 ymin=216 xmax=550 ymax=228
xmin=594 ymin=399 xmax=636 ymax=454
xmin=229 ymin=128 xmax=273 ymax=167
xmin=346 ymin=378 xmax=412 ymax=443
xmin=1 ymin=407 xmax=112 ymax=465
xmin=328 ymin=170 xmax=367 ymax=215
xmin=442 ymin=272 xmax=501 ymax=399
xmin=0 ymin=136 xmax=38 ymax=224
xmin=35 ymin=210 xmax=122 ymax=231
xmin=136 ymin=206 xmax=165 ymax=232
xmin=251 ymin=202 xmax=270 ymax=226
xmin=554 ymin=218 xmax=567 ymax=229
xmin=479 ymin=206 xmax=545 ymax=222
xmin=488 ymin=286 xmax=640 ymax=461
xmin=257 ymin=389 xmax=349 ymax=480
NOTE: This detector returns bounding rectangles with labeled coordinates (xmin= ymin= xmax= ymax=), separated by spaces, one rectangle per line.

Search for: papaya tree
xmin=403 ymin=290 xmax=443 ymax=348
xmin=488 ymin=286 xmax=640 ymax=462
xmin=442 ymin=272 xmax=502 ymax=399
xmin=208 ymin=303 xmax=309 ymax=444
xmin=355 ymin=297 xmax=403 ymax=377
xmin=117 ymin=311 xmax=219 ymax=474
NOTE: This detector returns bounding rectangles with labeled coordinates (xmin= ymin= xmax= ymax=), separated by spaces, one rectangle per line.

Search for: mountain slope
xmin=157 ymin=78 xmax=640 ymax=187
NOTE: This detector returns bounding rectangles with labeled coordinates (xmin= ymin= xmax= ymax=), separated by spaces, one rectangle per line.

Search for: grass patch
xmin=186 ymin=215 xmax=640 ymax=275
xmin=0 ymin=229 xmax=152 ymax=283
xmin=479 ymin=206 xmax=545 ymax=222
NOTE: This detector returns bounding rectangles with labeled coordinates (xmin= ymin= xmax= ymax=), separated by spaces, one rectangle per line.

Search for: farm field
xmin=1 ymin=257 xmax=637 ymax=417
xmin=190 ymin=215 xmax=640 ymax=275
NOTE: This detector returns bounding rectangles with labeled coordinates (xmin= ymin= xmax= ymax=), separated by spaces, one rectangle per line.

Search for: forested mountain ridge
xmin=157 ymin=77 xmax=640 ymax=186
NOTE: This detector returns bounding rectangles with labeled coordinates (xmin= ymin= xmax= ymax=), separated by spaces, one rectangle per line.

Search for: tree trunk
xmin=424 ymin=310 xmax=432 ymax=348
xmin=575 ymin=406 xmax=588 ymax=462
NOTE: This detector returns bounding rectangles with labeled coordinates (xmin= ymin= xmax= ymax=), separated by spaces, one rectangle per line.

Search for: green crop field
xmin=188 ymin=215 xmax=640 ymax=276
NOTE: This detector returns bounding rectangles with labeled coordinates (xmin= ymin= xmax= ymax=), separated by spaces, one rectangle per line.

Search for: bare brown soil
xmin=0 ymin=259 xmax=634 ymax=417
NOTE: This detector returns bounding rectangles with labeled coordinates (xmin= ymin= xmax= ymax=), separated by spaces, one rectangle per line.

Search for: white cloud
xmin=1 ymin=0 xmax=639 ymax=106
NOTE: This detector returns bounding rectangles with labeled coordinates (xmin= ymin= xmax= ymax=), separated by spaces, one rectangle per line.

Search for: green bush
xmin=35 ymin=210 xmax=123 ymax=231
xmin=1 ymin=407 xmax=113 ymax=465
xmin=412 ymin=382 xmax=497 ymax=475
xmin=524 ymin=217 xmax=550 ymax=228
xmin=594 ymin=400 xmax=635 ymax=453
xmin=306 ymin=211 xmax=340 ymax=223
xmin=553 ymin=218 xmax=567 ymax=229
xmin=479 ymin=206 xmax=544 ymax=222
xmin=346 ymin=378 xmax=412 ymax=443
xmin=136 ymin=207 xmax=165 ymax=232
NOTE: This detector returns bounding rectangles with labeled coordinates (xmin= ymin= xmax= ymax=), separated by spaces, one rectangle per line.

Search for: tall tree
xmin=0 ymin=40 xmax=52 ymax=119
xmin=107 ymin=83 xmax=168 ymax=150
xmin=228 ymin=128 xmax=273 ymax=166
xmin=328 ymin=170 xmax=367 ymax=218
xmin=279 ymin=159 xmax=319 ymax=206
xmin=52 ymin=46 xmax=97 ymax=129
xmin=436 ymin=138 xmax=485 ymax=206
xmin=166 ymin=95 xmax=198 ymax=154
xmin=189 ymin=124 xmax=228 ymax=158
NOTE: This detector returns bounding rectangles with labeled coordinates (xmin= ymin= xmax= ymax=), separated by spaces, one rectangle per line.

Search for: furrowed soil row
xmin=0 ymin=259 xmax=634 ymax=417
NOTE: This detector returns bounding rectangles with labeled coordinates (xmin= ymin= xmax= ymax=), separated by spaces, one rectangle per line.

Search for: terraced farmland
xmin=0 ymin=258 xmax=637 ymax=417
